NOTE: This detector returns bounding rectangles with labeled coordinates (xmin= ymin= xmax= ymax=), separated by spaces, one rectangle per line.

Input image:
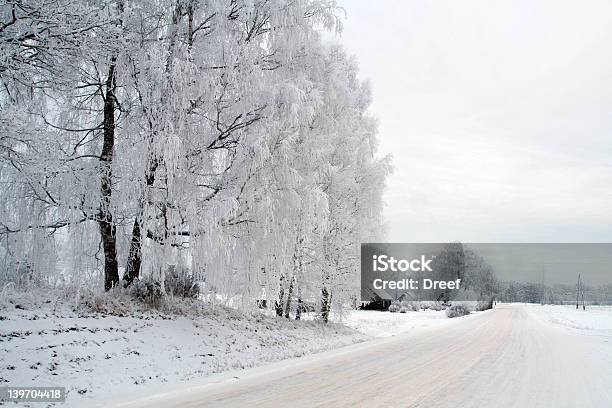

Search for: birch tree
xmin=0 ymin=0 xmax=389 ymax=320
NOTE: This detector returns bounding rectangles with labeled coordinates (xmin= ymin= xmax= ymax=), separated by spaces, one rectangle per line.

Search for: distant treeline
xmin=498 ymin=281 xmax=612 ymax=305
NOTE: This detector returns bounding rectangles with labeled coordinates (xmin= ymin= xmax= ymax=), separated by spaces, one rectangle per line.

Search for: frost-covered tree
xmin=0 ymin=0 xmax=125 ymax=288
xmin=0 ymin=0 xmax=389 ymax=320
xmin=463 ymin=249 xmax=499 ymax=301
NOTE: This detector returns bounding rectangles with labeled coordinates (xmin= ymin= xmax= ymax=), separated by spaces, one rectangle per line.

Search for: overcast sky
xmin=335 ymin=0 xmax=612 ymax=243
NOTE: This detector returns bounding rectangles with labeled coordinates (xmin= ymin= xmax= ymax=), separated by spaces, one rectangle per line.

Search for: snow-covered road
xmin=108 ymin=304 xmax=612 ymax=408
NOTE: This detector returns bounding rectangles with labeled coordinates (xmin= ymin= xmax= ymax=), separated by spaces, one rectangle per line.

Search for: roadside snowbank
xmin=0 ymin=288 xmax=368 ymax=407
xmin=342 ymin=309 xmax=452 ymax=337
xmin=522 ymin=303 xmax=612 ymax=338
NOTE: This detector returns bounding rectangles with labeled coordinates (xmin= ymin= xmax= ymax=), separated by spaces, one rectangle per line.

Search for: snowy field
xmin=0 ymin=289 xmax=369 ymax=407
xmin=522 ymin=303 xmax=612 ymax=338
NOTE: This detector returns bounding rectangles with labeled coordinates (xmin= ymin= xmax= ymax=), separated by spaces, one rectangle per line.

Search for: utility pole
xmin=576 ymin=274 xmax=586 ymax=310
xmin=582 ymin=279 xmax=586 ymax=310
xmin=576 ymin=274 xmax=581 ymax=310
xmin=540 ymin=267 xmax=546 ymax=305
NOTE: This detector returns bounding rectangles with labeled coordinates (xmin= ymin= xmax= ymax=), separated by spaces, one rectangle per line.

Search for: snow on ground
xmin=522 ymin=303 xmax=612 ymax=338
xmin=108 ymin=304 xmax=612 ymax=408
xmin=0 ymin=288 xmax=369 ymax=408
xmin=341 ymin=309 xmax=452 ymax=337
xmin=0 ymin=286 xmax=487 ymax=407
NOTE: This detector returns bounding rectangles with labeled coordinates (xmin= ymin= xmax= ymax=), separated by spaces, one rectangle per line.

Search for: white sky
xmin=335 ymin=0 xmax=612 ymax=242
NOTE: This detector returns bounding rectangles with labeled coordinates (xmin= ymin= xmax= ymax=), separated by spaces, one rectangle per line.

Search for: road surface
xmin=110 ymin=305 xmax=612 ymax=408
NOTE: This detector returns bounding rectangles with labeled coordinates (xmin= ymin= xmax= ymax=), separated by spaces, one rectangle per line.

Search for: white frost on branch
xmin=0 ymin=0 xmax=390 ymax=318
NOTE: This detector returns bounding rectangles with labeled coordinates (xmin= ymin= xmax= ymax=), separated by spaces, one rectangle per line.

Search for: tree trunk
xmin=124 ymin=3 xmax=182 ymax=285
xmin=123 ymin=216 xmax=142 ymax=285
xmin=99 ymin=60 xmax=119 ymax=291
xmin=320 ymin=285 xmax=331 ymax=323
xmin=285 ymin=236 xmax=302 ymax=319
xmin=123 ymin=158 xmax=158 ymax=286
xmin=284 ymin=275 xmax=295 ymax=318
xmin=295 ymin=297 xmax=302 ymax=320
xmin=275 ymin=274 xmax=285 ymax=317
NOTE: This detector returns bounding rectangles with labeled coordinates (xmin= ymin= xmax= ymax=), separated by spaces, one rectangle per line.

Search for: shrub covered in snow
xmin=129 ymin=277 xmax=164 ymax=308
xmin=420 ymin=301 xmax=446 ymax=311
xmin=476 ymin=299 xmax=493 ymax=311
xmin=389 ymin=301 xmax=401 ymax=312
xmin=164 ymin=266 xmax=200 ymax=299
xmin=120 ymin=267 xmax=201 ymax=310
xmin=446 ymin=304 xmax=471 ymax=318
xmin=399 ymin=301 xmax=412 ymax=312
xmin=398 ymin=301 xmax=418 ymax=312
